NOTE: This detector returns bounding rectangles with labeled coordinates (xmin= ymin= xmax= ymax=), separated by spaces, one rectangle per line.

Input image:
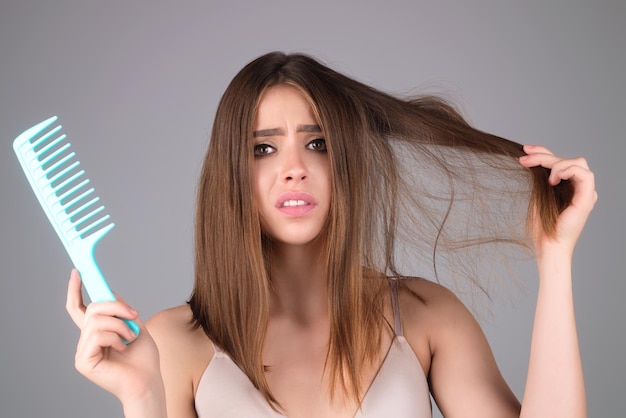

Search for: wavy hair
xmin=188 ymin=51 xmax=573 ymax=409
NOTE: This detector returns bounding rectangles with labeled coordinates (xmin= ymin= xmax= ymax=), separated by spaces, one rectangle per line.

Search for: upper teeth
xmin=283 ymin=200 xmax=307 ymax=207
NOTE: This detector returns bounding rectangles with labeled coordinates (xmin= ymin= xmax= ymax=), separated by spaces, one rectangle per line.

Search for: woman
xmin=66 ymin=52 xmax=596 ymax=417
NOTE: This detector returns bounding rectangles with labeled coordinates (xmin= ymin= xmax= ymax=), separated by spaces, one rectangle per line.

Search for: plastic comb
xmin=13 ymin=116 xmax=140 ymax=339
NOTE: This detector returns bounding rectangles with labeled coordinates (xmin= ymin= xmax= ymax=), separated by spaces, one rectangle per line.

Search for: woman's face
xmin=252 ymin=84 xmax=331 ymax=247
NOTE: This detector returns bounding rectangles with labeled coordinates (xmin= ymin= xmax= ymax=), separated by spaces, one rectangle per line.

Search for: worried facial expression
xmin=252 ymin=84 xmax=331 ymax=247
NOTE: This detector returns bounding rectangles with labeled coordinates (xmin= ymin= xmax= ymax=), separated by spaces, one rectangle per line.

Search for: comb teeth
xmin=14 ymin=117 xmax=114 ymax=245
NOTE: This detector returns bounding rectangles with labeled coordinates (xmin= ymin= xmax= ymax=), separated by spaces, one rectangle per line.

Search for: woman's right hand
xmin=66 ymin=269 xmax=165 ymax=411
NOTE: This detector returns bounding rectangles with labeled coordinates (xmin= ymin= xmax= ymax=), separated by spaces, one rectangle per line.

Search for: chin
xmin=266 ymin=229 xmax=325 ymax=248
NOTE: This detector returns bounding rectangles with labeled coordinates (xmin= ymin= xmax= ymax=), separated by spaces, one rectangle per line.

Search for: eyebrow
xmin=253 ymin=124 xmax=322 ymax=137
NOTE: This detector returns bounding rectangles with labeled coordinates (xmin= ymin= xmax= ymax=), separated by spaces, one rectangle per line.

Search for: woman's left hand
xmin=519 ymin=144 xmax=598 ymax=258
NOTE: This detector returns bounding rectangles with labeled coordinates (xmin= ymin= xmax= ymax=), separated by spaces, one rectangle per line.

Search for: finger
xmin=82 ymin=300 xmax=142 ymax=346
xmin=550 ymin=165 xmax=597 ymax=208
xmin=519 ymin=153 xmax=559 ymax=171
xmin=80 ymin=313 xmax=139 ymax=345
xmin=523 ymin=144 xmax=554 ymax=155
xmin=519 ymin=152 xmax=589 ymax=173
xmin=75 ymin=329 xmax=129 ymax=374
xmin=547 ymin=159 xmax=591 ymax=185
xmin=83 ymin=300 xmax=139 ymax=324
xmin=66 ymin=269 xmax=87 ymax=328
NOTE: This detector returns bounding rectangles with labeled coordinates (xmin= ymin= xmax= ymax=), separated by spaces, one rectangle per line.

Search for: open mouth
xmin=276 ymin=192 xmax=317 ymax=217
xmin=281 ymin=199 xmax=308 ymax=207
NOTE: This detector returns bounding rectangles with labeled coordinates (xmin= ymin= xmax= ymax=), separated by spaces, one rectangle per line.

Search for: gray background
xmin=1 ymin=1 xmax=623 ymax=417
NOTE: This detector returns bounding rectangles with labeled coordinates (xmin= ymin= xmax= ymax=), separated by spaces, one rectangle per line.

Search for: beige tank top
xmin=194 ymin=279 xmax=432 ymax=417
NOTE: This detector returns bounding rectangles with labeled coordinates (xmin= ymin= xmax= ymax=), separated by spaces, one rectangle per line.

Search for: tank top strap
xmin=389 ymin=277 xmax=404 ymax=337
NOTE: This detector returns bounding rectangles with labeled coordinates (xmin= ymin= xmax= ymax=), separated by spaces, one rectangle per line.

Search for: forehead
xmin=254 ymin=85 xmax=319 ymax=128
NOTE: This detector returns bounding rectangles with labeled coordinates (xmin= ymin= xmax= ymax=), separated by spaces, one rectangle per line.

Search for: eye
xmin=307 ymin=138 xmax=327 ymax=152
xmin=254 ymin=143 xmax=275 ymax=158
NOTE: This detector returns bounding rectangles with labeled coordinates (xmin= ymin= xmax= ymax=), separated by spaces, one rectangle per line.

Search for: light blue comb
xmin=13 ymin=116 xmax=140 ymax=339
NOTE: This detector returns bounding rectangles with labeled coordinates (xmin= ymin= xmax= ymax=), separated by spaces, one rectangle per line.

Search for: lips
xmin=275 ymin=191 xmax=317 ymax=217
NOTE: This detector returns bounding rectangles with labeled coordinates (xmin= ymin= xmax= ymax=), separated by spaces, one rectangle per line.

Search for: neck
xmin=268 ymin=238 xmax=328 ymax=324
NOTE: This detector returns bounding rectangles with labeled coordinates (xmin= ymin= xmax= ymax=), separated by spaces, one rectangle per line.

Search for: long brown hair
xmin=189 ymin=51 xmax=573 ymax=409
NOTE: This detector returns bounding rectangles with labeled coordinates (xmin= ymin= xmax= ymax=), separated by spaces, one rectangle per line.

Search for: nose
xmin=281 ymin=146 xmax=308 ymax=183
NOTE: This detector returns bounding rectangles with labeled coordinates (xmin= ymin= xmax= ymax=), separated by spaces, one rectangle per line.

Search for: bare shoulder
xmin=146 ymin=304 xmax=214 ymax=370
xmin=398 ymin=277 xmax=469 ymax=322
xmin=146 ymin=304 xmax=198 ymax=340
xmin=146 ymin=305 xmax=196 ymax=349
xmin=397 ymin=278 xmax=480 ymax=373
xmin=398 ymin=279 xmax=520 ymax=416
xmin=146 ymin=304 xmax=214 ymax=412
